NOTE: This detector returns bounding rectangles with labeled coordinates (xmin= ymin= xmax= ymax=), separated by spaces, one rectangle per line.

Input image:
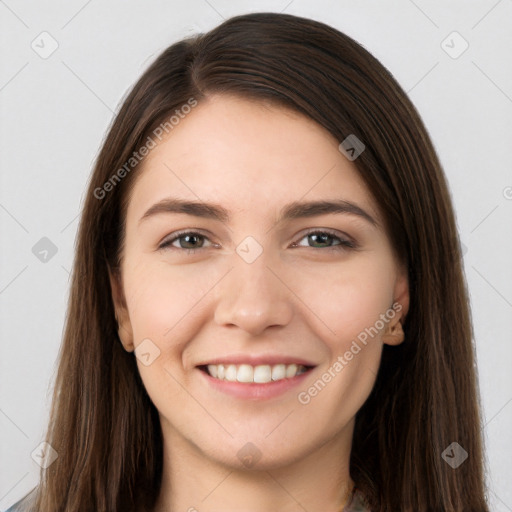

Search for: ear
xmin=108 ymin=266 xmax=134 ymax=352
xmin=382 ymin=263 xmax=410 ymax=346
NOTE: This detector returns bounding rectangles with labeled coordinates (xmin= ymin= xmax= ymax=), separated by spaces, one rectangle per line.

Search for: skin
xmin=110 ymin=94 xmax=409 ymax=512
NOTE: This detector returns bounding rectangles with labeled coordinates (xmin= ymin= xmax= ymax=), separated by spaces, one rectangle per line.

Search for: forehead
xmin=126 ymin=94 xmax=380 ymax=225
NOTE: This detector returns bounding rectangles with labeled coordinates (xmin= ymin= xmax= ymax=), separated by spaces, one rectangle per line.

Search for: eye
xmin=292 ymin=229 xmax=356 ymax=251
xmin=158 ymin=229 xmax=357 ymax=254
xmin=158 ymin=231 xmax=214 ymax=253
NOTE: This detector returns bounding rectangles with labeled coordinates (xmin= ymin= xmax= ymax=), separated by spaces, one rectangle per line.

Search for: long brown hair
xmin=27 ymin=12 xmax=488 ymax=511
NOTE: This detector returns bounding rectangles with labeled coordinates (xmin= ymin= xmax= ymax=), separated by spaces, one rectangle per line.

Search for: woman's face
xmin=111 ymin=94 xmax=409 ymax=470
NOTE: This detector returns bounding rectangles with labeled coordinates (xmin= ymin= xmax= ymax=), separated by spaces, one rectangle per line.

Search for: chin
xmin=199 ymin=435 xmax=316 ymax=472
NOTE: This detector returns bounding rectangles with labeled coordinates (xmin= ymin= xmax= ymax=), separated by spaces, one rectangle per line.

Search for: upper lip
xmin=196 ymin=354 xmax=317 ymax=367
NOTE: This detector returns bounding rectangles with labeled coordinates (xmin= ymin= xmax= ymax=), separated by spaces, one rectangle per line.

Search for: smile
xmin=197 ymin=362 xmax=317 ymax=400
xmin=200 ymin=363 xmax=312 ymax=383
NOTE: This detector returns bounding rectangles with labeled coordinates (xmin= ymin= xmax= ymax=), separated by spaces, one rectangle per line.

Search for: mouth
xmin=195 ymin=354 xmax=318 ymax=400
xmin=197 ymin=363 xmax=316 ymax=384
xmin=197 ymin=362 xmax=316 ymax=400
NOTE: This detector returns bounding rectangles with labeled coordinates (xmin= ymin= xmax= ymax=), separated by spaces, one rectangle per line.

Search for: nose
xmin=213 ymin=252 xmax=294 ymax=336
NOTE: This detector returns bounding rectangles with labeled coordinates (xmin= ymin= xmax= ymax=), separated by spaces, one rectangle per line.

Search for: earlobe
xmin=382 ymin=318 xmax=405 ymax=346
xmin=108 ymin=267 xmax=134 ymax=352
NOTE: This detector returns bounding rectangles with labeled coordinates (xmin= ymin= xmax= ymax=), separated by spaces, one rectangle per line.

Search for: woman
xmin=7 ymin=12 xmax=489 ymax=512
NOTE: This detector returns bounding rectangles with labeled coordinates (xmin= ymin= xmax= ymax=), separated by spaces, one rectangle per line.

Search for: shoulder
xmin=4 ymin=486 xmax=38 ymax=512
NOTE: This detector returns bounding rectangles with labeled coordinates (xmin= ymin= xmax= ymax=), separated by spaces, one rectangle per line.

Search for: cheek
xmin=291 ymin=258 xmax=394 ymax=422
xmin=293 ymin=253 xmax=397 ymax=350
xmin=122 ymin=262 xmax=209 ymax=402
xmin=125 ymin=267 xmax=173 ymax=339
xmin=123 ymin=259 xmax=220 ymax=350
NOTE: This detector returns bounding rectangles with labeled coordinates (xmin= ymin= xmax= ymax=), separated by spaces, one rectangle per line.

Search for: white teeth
xmin=271 ymin=364 xmax=286 ymax=381
xmin=225 ymin=364 xmax=237 ymax=381
xmin=253 ymin=365 xmax=272 ymax=383
xmin=237 ymin=364 xmax=253 ymax=383
xmin=286 ymin=363 xmax=298 ymax=378
xmin=204 ymin=363 xmax=310 ymax=383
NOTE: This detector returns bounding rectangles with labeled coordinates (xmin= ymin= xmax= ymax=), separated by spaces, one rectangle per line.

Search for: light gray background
xmin=1 ymin=0 xmax=511 ymax=510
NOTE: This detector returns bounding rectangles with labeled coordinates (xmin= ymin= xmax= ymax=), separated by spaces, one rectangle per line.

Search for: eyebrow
xmin=138 ymin=197 xmax=378 ymax=228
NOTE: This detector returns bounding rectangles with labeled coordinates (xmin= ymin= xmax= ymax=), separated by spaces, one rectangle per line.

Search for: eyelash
xmin=158 ymin=229 xmax=357 ymax=254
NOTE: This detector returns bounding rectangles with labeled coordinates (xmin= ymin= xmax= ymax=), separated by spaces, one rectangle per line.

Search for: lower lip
xmin=197 ymin=367 xmax=315 ymax=400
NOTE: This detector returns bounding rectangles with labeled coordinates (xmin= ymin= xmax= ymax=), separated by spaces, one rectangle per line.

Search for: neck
xmin=153 ymin=418 xmax=355 ymax=512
